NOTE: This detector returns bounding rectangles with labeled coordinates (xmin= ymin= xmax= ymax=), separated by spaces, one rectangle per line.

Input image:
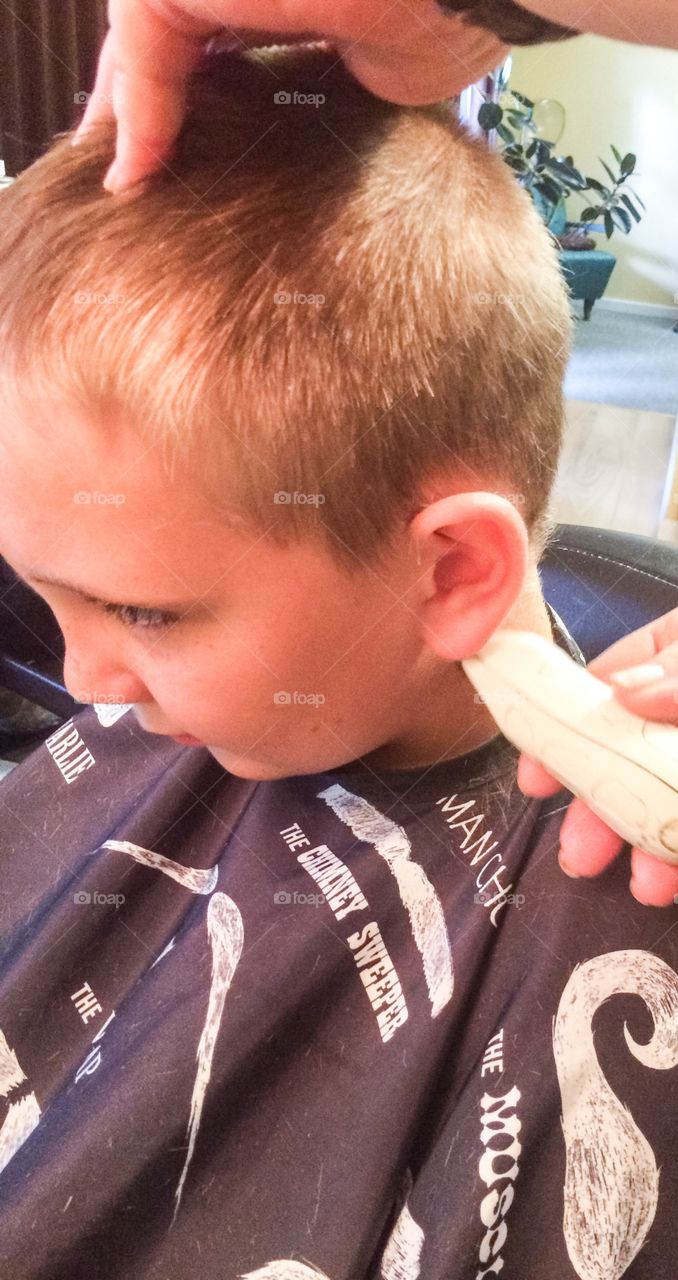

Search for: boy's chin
xmin=206 ymin=744 xmax=364 ymax=781
xmin=206 ymin=745 xmax=295 ymax=781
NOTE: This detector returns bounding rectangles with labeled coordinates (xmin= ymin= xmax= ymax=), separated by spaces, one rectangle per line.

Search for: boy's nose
xmin=62 ymin=641 xmax=149 ymax=709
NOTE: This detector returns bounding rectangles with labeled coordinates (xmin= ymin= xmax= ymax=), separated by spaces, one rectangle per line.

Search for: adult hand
xmin=518 ymin=607 xmax=678 ymax=907
xmin=72 ymin=0 xmax=508 ymax=193
xmin=73 ymin=0 xmax=678 ymax=194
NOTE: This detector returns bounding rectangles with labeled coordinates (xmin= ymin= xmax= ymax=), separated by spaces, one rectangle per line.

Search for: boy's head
xmin=0 ymin=45 xmax=572 ymax=779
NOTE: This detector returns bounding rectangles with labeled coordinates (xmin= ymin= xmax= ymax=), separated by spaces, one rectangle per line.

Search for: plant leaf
xmin=610 ymin=205 xmax=632 ymax=234
xmin=621 ymin=193 xmax=641 ymax=223
xmin=611 ymin=145 xmax=622 ymax=165
xmin=546 ymin=158 xmax=588 ymax=189
xmin=537 ymin=178 xmax=563 ymax=204
xmin=604 ymin=210 xmax=615 ymax=239
xmin=628 ymin=187 xmax=646 ymax=210
xmin=478 ymin=102 xmax=503 ymax=130
xmin=600 ymin=159 xmax=617 ymax=184
xmin=621 ymin=152 xmax=636 ymax=175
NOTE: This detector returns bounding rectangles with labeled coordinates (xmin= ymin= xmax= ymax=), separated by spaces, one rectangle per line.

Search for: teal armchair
xmin=547 ymin=200 xmax=617 ymax=320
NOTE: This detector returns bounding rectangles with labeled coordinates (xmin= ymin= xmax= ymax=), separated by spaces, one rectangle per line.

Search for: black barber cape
xmin=0 ymin=628 xmax=677 ymax=1279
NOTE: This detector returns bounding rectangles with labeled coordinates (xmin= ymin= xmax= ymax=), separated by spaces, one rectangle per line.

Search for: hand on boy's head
xmin=518 ymin=605 xmax=678 ymax=908
xmin=71 ymin=0 xmax=506 ymax=194
xmin=72 ymin=0 xmax=678 ymax=196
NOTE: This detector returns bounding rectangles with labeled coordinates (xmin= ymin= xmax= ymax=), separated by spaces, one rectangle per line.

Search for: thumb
xmin=608 ymin=647 xmax=678 ymax=723
xmin=588 ymin=610 xmax=678 ymax=724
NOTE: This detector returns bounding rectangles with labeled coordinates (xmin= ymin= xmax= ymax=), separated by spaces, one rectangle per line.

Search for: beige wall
xmin=510 ymin=35 xmax=678 ymax=307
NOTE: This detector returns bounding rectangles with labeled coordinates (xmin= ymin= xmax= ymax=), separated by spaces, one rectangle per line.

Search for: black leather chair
xmin=0 ymin=556 xmax=75 ymax=721
xmin=538 ymin=524 xmax=678 ymax=659
xmin=1 ymin=523 xmax=677 ymax=752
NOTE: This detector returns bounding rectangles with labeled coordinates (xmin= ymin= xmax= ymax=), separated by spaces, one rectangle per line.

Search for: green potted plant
xmin=477 ymin=88 xmax=646 ymax=248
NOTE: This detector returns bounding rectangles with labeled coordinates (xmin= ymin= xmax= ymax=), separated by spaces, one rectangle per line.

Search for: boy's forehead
xmin=0 ymin=397 xmax=263 ymax=588
xmin=0 ymin=395 xmax=374 ymax=600
xmin=2 ymin=395 xmax=171 ymax=480
xmin=1 ymin=395 xmax=213 ymax=513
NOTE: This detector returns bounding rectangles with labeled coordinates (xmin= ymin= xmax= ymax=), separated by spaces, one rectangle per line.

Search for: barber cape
xmin=0 ymin=626 xmax=677 ymax=1279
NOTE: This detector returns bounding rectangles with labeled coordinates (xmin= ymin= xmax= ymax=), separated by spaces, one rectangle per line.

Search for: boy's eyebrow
xmin=20 ymin=569 xmax=196 ymax=613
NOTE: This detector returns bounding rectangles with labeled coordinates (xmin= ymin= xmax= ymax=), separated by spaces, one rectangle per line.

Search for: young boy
xmin=0 ymin=44 xmax=676 ymax=1280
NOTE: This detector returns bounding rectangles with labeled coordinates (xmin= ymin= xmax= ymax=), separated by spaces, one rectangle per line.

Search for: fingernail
xmin=103 ymin=161 xmax=122 ymax=193
xmin=558 ymin=853 xmax=580 ymax=878
xmin=610 ymin=662 xmax=665 ymax=689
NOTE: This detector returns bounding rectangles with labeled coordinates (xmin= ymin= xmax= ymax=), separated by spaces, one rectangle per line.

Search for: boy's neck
xmin=354 ymin=573 xmax=554 ymax=775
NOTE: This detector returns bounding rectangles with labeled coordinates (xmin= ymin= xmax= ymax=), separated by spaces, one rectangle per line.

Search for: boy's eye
xmin=101 ymin=602 xmax=180 ymax=631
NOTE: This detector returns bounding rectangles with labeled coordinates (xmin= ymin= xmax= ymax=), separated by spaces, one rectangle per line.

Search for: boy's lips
xmin=132 ymin=714 xmax=204 ymax=746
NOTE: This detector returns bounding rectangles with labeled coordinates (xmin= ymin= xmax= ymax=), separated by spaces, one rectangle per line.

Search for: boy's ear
xmin=409 ymin=492 xmax=528 ymax=661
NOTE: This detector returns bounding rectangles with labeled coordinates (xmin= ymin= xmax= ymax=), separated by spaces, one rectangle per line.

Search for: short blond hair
xmin=0 ymin=44 xmax=572 ymax=573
